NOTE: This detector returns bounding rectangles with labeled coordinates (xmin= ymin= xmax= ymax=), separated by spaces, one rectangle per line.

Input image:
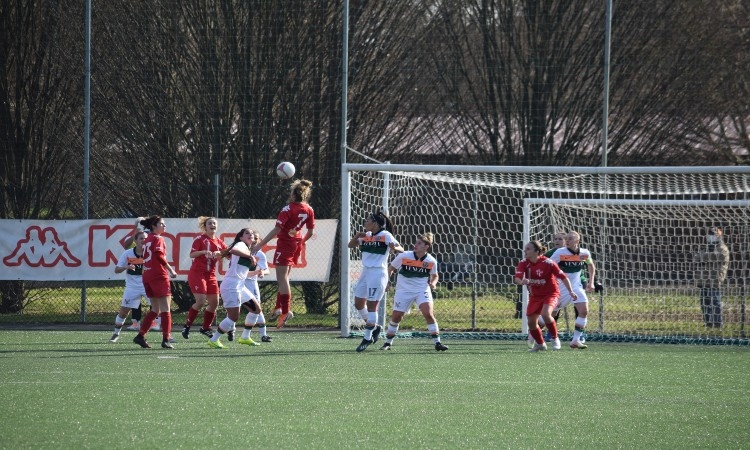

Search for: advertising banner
xmin=0 ymin=219 xmax=338 ymax=282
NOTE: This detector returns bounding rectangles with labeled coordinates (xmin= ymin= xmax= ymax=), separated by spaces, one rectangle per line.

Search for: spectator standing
xmin=694 ymin=227 xmax=730 ymax=328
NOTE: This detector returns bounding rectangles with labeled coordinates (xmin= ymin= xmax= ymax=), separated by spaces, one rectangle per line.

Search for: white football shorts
xmin=353 ymin=267 xmax=389 ymax=302
xmin=121 ymin=287 xmax=149 ymax=309
xmin=555 ymin=284 xmax=588 ymax=311
xmin=220 ymin=283 xmax=256 ymax=308
xmin=392 ymin=289 xmax=433 ymax=313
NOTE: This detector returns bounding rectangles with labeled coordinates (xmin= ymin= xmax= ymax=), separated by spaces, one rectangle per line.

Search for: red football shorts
xmin=526 ymin=295 xmax=559 ymax=316
xmin=273 ymin=239 xmax=302 ymax=267
xmin=143 ymin=276 xmax=172 ymax=298
xmin=188 ymin=272 xmax=219 ymax=295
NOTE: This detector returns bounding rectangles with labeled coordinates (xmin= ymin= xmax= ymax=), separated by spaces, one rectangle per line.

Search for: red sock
xmin=274 ymin=295 xmax=283 ymax=311
xmin=284 ymin=294 xmax=292 ymax=313
xmin=160 ymin=311 xmax=172 ymax=341
xmin=278 ymin=294 xmax=291 ymax=314
xmin=529 ymin=326 xmax=544 ymax=344
xmin=202 ymin=310 xmax=216 ymax=330
xmin=544 ymin=320 xmax=558 ymax=339
xmin=140 ymin=310 xmax=158 ymax=335
xmin=185 ymin=307 xmax=199 ymax=327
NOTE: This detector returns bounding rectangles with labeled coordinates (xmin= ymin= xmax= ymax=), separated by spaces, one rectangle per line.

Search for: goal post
xmin=341 ymin=164 xmax=750 ymax=344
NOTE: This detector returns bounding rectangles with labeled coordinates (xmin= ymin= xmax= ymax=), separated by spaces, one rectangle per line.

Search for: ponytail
xmin=140 ymin=215 xmax=161 ymax=231
xmin=370 ymin=211 xmax=395 ymax=234
xmin=528 ymin=240 xmax=547 ymax=255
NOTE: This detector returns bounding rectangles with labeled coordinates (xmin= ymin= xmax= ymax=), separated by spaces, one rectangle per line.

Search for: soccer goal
xmin=341 ymin=164 xmax=750 ymax=344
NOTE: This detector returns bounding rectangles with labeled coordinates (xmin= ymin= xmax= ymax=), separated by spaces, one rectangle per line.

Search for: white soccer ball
xmin=276 ymin=161 xmax=295 ymax=179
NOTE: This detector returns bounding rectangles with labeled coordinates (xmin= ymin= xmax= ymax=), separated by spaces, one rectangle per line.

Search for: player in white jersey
xmin=549 ymin=231 xmax=596 ymax=349
xmin=207 ymin=228 xmax=259 ymax=349
xmin=109 ymin=231 xmax=150 ymax=342
xmin=241 ymin=230 xmax=272 ymax=343
xmin=120 ymin=217 xmax=149 ymax=330
xmin=535 ymin=232 xmax=593 ymax=343
xmin=380 ymin=232 xmax=448 ymax=352
xmin=524 ymin=232 xmax=567 ymax=347
xmin=349 ymin=212 xmax=404 ymax=352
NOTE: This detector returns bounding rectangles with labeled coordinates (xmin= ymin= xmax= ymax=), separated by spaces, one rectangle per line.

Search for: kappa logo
xmin=3 ymin=226 xmax=82 ymax=267
xmin=535 ymin=269 xmax=544 ymax=277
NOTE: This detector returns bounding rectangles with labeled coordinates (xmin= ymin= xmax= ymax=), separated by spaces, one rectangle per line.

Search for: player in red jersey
xmin=251 ymin=179 xmax=315 ymax=329
xmin=514 ymin=240 xmax=577 ymax=352
xmin=134 ymin=215 xmax=178 ymax=349
xmin=181 ymin=216 xmax=228 ymax=340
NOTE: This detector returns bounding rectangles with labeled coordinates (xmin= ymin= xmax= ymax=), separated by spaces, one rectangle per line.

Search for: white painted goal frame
xmin=340 ymin=164 xmax=750 ymax=344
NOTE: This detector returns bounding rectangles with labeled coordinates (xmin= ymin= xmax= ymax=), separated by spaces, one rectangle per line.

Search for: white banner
xmin=0 ymin=219 xmax=338 ymax=282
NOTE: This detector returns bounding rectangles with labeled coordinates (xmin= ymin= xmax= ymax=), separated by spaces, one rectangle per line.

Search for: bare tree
xmin=421 ymin=1 xmax=605 ymax=165
xmin=91 ymin=1 xmax=350 ymax=311
xmin=603 ymin=0 xmax=735 ymax=165
xmin=0 ymin=0 xmax=85 ymax=311
xmin=0 ymin=0 xmax=83 ymax=219
xmin=421 ymin=0 xmax=747 ymax=166
xmin=343 ymin=0 xmax=441 ymax=163
xmin=676 ymin=0 xmax=750 ymax=165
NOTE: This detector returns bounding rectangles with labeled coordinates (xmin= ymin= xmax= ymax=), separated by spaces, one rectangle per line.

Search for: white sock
xmin=220 ymin=317 xmax=235 ymax=333
xmin=113 ymin=316 xmax=126 ymax=334
xmin=386 ymin=321 xmax=399 ymax=343
xmin=256 ymin=311 xmax=267 ymax=336
xmin=427 ymin=322 xmax=440 ymax=342
xmin=242 ymin=313 xmax=259 ymax=339
xmin=245 ymin=312 xmax=259 ymax=327
xmin=358 ymin=307 xmax=368 ymax=321
xmin=573 ymin=317 xmax=587 ymax=341
xmin=212 ymin=318 xmax=233 ymax=342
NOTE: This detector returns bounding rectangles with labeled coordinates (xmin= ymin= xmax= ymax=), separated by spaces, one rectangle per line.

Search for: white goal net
xmin=341 ymin=164 xmax=750 ymax=344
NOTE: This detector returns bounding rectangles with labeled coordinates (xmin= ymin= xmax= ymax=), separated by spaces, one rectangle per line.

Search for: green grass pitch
xmin=0 ymin=329 xmax=748 ymax=449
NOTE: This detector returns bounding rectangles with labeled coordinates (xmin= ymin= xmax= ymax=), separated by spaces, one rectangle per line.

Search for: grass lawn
xmin=0 ymin=329 xmax=748 ymax=449
xmin=5 ymin=284 xmax=748 ymax=341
